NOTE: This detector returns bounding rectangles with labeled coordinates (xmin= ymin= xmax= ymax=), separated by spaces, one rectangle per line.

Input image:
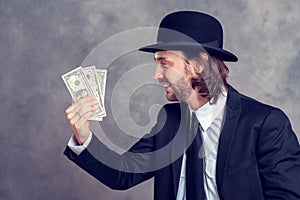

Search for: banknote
xmin=62 ymin=66 xmax=106 ymax=120
xmin=93 ymin=69 xmax=108 ymax=121
xmin=83 ymin=66 xmax=101 ymax=100
xmin=82 ymin=66 xmax=107 ymax=121
xmin=96 ymin=69 xmax=107 ymax=104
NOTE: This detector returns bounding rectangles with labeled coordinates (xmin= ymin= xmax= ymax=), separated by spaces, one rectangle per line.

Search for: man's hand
xmin=65 ymin=96 xmax=99 ymax=145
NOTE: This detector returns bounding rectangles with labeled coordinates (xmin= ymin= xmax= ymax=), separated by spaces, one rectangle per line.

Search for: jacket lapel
xmin=216 ymin=86 xmax=241 ymax=192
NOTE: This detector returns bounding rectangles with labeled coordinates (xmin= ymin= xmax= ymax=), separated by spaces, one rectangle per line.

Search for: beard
xmin=162 ymin=63 xmax=209 ymax=102
xmin=165 ymin=75 xmax=209 ymax=102
xmin=163 ymin=64 xmax=193 ymax=102
xmin=171 ymin=77 xmax=193 ymax=102
xmin=165 ymin=90 xmax=178 ymax=101
xmin=164 ymin=76 xmax=194 ymax=102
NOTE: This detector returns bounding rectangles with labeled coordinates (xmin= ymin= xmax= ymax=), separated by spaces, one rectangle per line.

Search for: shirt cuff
xmin=67 ymin=132 xmax=92 ymax=155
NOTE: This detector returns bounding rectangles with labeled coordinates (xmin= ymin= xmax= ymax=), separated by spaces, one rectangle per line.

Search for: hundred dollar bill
xmin=61 ymin=66 xmax=106 ymax=120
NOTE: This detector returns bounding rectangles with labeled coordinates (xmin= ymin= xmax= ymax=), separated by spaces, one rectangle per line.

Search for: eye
xmin=160 ymin=61 xmax=169 ymax=68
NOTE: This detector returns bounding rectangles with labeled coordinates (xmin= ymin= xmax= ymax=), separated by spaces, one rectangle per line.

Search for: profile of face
xmin=153 ymin=50 xmax=200 ymax=102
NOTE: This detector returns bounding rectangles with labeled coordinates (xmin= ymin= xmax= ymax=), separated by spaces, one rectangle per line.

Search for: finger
xmin=67 ymin=100 xmax=98 ymax=120
xmin=71 ymin=109 xmax=95 ymax=145
xmin=76 ymin=110 xmax=95 ymax=126
xmin=66 ymin=98 xmax=98 ymax=119
xmin=76 ymin=101 xmax=98 ymax=117
xmin=72 ymin=110 xmax=95 ymax=136
xmin=67 ymin=105 xmax=96 ymax=125
xmin=66 ymin=96 xmax=96 ymax=114
xmin=66 ymin=96 xmax=93 ymax=114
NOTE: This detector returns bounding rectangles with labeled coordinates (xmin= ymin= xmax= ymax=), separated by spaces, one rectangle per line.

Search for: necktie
xmin=186 ymin=113 xmax=205 ymax=200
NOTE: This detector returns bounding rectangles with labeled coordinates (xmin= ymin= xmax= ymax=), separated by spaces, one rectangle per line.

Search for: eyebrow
xmin=154 ymin=56 xmax=166 ymax=62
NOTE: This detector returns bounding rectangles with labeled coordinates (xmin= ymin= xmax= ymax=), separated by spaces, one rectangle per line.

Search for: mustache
xmin=158 ymin=78 xmax=171 ymax=87
xmin=158 ymin=77 xmax=209 ymax=94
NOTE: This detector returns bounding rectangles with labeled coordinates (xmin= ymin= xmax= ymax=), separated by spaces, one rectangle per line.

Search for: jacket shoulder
xmin=228 ymin=86 xmax=290 ymax=125
xmin=238 ymin=92 xmax=277 ymax=117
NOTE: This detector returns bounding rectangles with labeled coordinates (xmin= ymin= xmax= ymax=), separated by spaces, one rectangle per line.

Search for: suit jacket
xmin=64 ymin=86 xmax=300 ymax=200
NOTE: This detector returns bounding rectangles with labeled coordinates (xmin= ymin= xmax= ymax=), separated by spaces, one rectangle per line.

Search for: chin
xmin=166 ymin=93 xmax=178 ymax=102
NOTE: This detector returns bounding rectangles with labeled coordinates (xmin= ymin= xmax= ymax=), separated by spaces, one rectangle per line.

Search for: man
xmin=64 ymin=11 xmax=300 ymax=199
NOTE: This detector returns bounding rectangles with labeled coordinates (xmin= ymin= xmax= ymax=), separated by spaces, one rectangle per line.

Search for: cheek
xmin=165 ymin=68 xmax=186 ymax=83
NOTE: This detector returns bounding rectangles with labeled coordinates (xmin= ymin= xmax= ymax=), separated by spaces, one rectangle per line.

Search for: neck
xmin=185 ymin=88 xmax=209 ymax=110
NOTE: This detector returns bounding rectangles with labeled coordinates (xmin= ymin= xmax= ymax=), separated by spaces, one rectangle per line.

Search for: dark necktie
xmin=186 ymin=113 xmax=205 ymax=200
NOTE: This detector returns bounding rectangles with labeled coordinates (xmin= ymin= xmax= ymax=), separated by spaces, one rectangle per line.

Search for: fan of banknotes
xmin=62 ymin=66 xmax=107 ymax=121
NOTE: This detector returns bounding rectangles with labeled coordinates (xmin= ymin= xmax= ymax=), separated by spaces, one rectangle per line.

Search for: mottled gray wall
xmin=0 ymin=0 xmax=299 ymax=200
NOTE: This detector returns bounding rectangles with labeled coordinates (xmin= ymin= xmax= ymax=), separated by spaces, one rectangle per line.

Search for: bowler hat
xmin=139 ymin=11 xmax=238 ymax=62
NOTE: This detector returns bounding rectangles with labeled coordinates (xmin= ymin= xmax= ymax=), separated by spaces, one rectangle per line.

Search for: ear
xmin=200 ymin=52 xmax=209 ymax=62
xmin=187 ymin=60 xmax=204 ymax=78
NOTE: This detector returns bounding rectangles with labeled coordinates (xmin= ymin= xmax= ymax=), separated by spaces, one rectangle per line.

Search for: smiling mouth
xmin=162 ymin=83 xmax=171 ymax=88
xmin=159 ymin=82 xmax=171 ymax=88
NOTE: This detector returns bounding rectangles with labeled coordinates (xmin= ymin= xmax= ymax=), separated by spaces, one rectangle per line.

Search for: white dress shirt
xmin=68 ymin=132 xmax=92 ymax=155
xmin=176 ymin=92 xmax=227 ymax=200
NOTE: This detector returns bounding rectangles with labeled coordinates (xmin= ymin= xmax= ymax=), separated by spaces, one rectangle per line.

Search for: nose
xmin=153 ymin=65 xmax=163 ymax=80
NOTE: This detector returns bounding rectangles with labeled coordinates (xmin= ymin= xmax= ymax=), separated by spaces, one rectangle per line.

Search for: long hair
xmin=183 ymin=49 xmax=229 ymax=104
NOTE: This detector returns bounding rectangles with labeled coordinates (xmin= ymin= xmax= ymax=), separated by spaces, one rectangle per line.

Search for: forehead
xmin=154 ymin=50 xmax=185 ymax=61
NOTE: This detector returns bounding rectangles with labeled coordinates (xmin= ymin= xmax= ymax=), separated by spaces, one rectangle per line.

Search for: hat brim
xmin=139 ymin=42 xmax=238 ymax=62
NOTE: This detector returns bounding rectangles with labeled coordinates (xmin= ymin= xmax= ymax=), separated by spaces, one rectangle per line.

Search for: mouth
xmin=160 ymin=83 xmax=173 ymax=95
xmin=159 ymin=82 xmax=171 ymax=88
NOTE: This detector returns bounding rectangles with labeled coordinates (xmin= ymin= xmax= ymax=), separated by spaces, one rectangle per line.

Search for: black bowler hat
xmin=139 ymin=11 xmax=238 ymax=62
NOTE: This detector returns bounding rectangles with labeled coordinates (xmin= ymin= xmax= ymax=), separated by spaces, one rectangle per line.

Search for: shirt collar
xmin=190 ymin=91 xmax=227 ymax=131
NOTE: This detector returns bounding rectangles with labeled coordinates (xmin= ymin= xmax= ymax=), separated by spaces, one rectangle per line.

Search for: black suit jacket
xmin=64 ymin=86 xmax=300 ymax=200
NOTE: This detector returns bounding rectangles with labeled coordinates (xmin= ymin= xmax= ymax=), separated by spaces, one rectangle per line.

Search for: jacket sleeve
xmin=256 ymin=108 xmax=300 ymax=199
xmin=63 ymin=132 xmax=155 ymax=190
xmin=63 ymin=104 xmax=177 ymax=190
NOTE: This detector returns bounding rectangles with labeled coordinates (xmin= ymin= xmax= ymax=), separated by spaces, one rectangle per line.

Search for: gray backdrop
xmin=1 ymin=0 xmax=299 ymax=200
